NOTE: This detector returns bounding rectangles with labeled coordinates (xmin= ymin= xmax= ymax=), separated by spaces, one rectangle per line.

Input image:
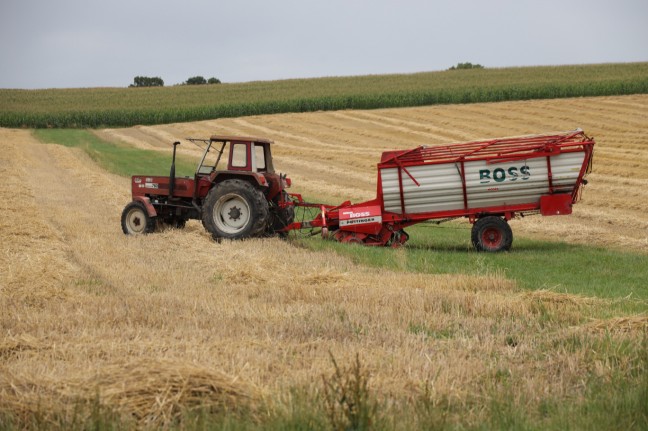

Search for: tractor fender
xmin=212 ymin=172 xmax=269 ymax=189
xmin=133 ymin=196 xmax=157 ymax=217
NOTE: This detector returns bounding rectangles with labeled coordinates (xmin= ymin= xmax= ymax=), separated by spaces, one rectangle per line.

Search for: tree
xmin=130 ymin=76 xmax=164 ymax=87
xmin=185 ymin=76 xmax=207 ymax=85
xmin=207 ymin=77 xmax=221 ymax=84
xmin=449 ymin=62 xmax=485 ymax=70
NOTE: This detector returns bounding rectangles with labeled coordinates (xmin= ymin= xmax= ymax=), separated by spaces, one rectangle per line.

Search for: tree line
xmin=448 ymin=62 xmax=485 ymax=70
xmin=130 ymin=65 xmax=487 ymax=88
xmin=130 ymin=76 xmax=221 ymax=87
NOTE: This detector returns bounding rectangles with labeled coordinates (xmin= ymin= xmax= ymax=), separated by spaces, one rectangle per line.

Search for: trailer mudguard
xmin=540 ymin=194 xmax=573 ymax=216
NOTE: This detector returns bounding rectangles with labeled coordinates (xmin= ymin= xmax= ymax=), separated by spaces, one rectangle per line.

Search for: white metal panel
xmin=381 ymin=165 xmax=464 ymax=213
xmin=381 ymin=167 xmax=403 ymax=213
xmin=380 ymin=152 xmax=586 ymax=214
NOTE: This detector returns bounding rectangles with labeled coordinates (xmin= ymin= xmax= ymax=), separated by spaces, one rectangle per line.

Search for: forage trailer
xmin=283 ymin=129 xmax=594 ymax=252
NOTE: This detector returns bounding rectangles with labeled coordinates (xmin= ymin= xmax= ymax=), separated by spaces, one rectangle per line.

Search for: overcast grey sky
xmin=1 ymin=0 xmax=646 ymax=89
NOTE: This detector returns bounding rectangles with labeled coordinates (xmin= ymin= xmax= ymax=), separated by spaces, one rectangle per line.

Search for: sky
xmin=1 ymin=0 xmax=647 ymax=89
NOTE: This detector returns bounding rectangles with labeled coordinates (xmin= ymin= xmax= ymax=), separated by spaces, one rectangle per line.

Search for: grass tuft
xmin=322 ymin=353 xmax=378 ymax=431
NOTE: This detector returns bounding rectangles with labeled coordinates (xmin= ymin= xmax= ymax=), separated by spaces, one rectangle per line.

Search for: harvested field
xmin=2 ymin=95 xmax=648 ymax=427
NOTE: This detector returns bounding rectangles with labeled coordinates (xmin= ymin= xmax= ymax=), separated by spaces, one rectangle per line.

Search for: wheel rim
xmin=213 ymin=193 xmax=251 ymax=234
xmin=481 ymin=227 xmax=503 ymax=249
xmin=126 ymin=207 xmax=147 ymax=234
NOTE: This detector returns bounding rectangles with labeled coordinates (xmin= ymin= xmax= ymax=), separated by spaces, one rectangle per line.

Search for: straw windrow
xmin=0 ymin=358 xmax=262 ymax=427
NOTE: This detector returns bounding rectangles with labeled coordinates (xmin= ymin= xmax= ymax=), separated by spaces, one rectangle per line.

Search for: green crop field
xmin=1 ymin=62 xmax=648 ymax=128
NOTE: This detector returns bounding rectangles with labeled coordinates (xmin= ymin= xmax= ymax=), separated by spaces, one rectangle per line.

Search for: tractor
xmin=120 ymin=135 xmax=294 ymax=240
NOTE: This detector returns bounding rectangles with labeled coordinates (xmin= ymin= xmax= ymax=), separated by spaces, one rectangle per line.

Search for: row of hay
xmin=0 ymin=358 xmax=262 ymax=427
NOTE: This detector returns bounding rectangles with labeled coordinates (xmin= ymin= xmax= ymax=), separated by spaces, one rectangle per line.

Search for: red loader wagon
xmin=283 ymin=129 xmax=595 ymax=252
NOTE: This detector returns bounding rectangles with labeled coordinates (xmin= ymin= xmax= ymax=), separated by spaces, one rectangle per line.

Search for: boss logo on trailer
xmin=342 ymin=211 xmax=371 ymax=218
xmin=479 ymin=166 xmax=530 ymax=184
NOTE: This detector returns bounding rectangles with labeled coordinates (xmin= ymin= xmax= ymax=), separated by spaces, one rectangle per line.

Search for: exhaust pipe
xmin=169 ymin=141 xmax=180 ymax=198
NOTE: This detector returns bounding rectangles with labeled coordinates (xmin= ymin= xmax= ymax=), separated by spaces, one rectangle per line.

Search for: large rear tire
xmin=121 ymin=201 xmax=156 ymax=235
xmin=471 ymin=216 xmax=513 ymax=252
xmin=202 ymin=179 xmax=269 ymax=240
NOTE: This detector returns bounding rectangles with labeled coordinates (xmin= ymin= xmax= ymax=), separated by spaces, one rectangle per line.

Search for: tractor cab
xmin=190 ymin=135 xmax=284 ymax=201
xmin=195 ymin=135 xmax=274 ymax=176
xmin=225 ymin=137 xmax=274 ymax=173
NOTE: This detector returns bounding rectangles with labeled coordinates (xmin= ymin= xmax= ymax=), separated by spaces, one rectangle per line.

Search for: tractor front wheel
xmin=471 ymin=216 xmax=513 ymax=252
xmin=202 ymin=179 xmax=269 ymax=240
xmin=121 ymin=201 xmax=156 ymax=235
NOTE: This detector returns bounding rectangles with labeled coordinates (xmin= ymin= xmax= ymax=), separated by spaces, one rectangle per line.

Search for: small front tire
xmin=121 ymin=201 xmax=156 ymax=235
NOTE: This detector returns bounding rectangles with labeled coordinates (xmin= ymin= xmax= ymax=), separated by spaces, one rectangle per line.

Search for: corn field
xmin=1 ymin=62 xmax=648 ymax=128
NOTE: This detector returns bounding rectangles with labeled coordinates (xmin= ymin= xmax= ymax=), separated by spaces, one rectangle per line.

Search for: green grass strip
xmin=33 ymin=129 xmax=196 ymax=177
xmin=298 ymin=223 xmax=648 ymax=306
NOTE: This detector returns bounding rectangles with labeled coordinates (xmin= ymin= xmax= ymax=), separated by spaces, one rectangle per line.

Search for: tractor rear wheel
xmin=471 ymin=216 xmax=513 ymax=252
xmin=121 ymin=201 xmax=156 ymax=235
xmin=202 ymin=179 xmax=269 ymax=240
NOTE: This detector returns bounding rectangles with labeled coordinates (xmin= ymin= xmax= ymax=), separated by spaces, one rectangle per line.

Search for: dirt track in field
xmin=1 ymin=95 xmax=647 ymax=425
xmin=100 ymin=94 xmax=648 ymax=253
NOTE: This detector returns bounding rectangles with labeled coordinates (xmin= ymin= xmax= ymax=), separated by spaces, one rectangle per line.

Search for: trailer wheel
xmin=202 ymin=179 xmax=269 ymax=240
xmin=471 ymin=216 xmax=513 ymax=252
xmin=121 ymin=201 xmax=156 ymax=235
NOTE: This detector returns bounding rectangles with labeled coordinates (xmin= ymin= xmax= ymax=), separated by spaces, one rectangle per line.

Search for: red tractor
xmin=121 ymin=135 xmax=293 ymax=240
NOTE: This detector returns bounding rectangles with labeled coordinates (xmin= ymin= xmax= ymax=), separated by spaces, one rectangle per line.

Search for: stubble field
xmin=1 ymin=94 xmax=647 ymax=428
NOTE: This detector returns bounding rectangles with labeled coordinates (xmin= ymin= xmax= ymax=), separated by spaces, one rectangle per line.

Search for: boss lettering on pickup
xmin=479 ymin=166 xmax=530 ymax=184
xmin=342 ymin=211 xmax=371 ymax=218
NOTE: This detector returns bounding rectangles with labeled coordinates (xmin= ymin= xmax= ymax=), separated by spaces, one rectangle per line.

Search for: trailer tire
xmin=121 ymin=201 xmax=157 ymax=235
xmin=202 ymin=179 xmax=269 ymax=240
xmin=471 ymin=216 xmax=513 ymax=252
